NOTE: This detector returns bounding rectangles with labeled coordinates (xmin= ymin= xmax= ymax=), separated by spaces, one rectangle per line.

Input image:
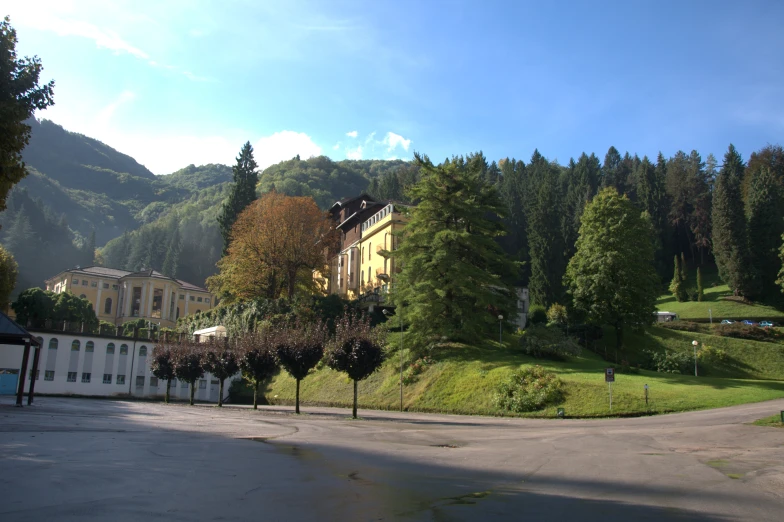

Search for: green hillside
xmin=259 ymin=326 xmax=784 ymax=418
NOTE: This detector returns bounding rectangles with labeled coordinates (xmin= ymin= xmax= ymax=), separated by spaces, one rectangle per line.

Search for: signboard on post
xmin=605 ymin=368 xmax=615 ymax=383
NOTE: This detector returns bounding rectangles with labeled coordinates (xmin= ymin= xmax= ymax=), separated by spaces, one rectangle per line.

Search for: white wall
xmin=0 ymin=331 xmax=238 ymax=403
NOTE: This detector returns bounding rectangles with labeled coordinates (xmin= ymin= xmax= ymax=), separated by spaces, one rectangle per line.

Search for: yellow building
xmin=317 ymin=195 xmax=407 ymax=305
xmin=44 ymin=266 xmax=214 ymax=328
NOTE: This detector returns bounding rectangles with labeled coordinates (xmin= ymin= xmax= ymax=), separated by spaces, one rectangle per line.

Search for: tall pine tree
xmin=712 ymin=145 xmax=755 ymax=297
xmin=218 ymin=142 xmax=258 ymax=255
xmin=391 ymin=153 xmax=519 ymax=348
xmin=746 ymin=167 xmax=783 ymax=296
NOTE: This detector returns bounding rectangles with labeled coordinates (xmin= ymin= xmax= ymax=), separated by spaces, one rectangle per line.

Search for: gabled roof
xmin=329 ymin=193 xmax=375 ymax=211
xmin=176 ymin=279 xmax=209 ymax=293
xmin=49 ymin=266 xmax=131 ymax=280
xmin=45 ymin=266 xmax=210 ymax=294
xmin=0 ymin=310 xmax=41 ymax=347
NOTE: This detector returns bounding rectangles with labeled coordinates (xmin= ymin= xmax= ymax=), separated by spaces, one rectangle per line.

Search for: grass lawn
xmin=751 ymin=414 xmax=784 ymax=427
xmin=655 ymin=264 xmax=784 ymax=321
xmin=261 ymin=328 xmax=784 ymax=418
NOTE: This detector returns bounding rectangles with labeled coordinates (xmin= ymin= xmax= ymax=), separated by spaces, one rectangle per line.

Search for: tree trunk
xmin=218 ymin=378 xmax=224 ymax=407
xmin=287 ymin=269 xmax=297 ymax=301
xmin=189 ymin=382 xmax=195 ymax=406
xmin=615 ymin=322 xmax=624 ymax=353
xmin=295 ymin=378 xmax=300 ymax=414
xmin=352 ymin=379 xmax=358 ymax=419
xmin=253 ymin=381 xmax=259 ymax=410
xmin=165 ymin=378 xmax=171 ymax=404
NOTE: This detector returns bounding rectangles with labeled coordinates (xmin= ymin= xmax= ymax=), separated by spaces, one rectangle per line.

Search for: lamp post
xmin=692 ymin=340 xmax=699 ymax=377
xmin=498 ymin=314 xmax=504 ymax=345
xmin=383 ymin=309 xmax=404 ymax=412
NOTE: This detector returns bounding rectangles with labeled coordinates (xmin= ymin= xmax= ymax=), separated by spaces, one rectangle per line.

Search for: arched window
xmin=85 ymin=341 xmax=94 ymax=352
xmin=139 ymin=346 xmax=147 ymax=356
xmin=48 ymin=338 xmax=58 ymax=350
xmin=120 ymin=344 xmax=128 ymax=355
xmin=71 ymin=340 xmax=80 ymax=351
xmin=106 ymin=343 xmax=115 ymax=354
xmin=104 ymin=297 xmax=112 ymax=314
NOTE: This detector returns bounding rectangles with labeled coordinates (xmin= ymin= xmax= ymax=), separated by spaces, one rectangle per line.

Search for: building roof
xmin=46 ymin=266 xmax=209 ymax=294
xmin=0 ymin=310 xmax=41 ymax=347
xmin=329 ymin=193 xmax=375 ymax=211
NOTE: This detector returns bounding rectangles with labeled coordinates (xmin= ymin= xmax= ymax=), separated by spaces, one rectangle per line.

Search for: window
xmin=81 ymin=373 xmax=91 ymax=383
xmin=45 ymin=371 xmax=54 ymax=381
xmin=120 ymin=344 xmax=128 ymax=355
xmin=211 ymin=380 xmax=219 ymax=386
xmin=82 ymin=280 xmax=88 ymax=286
xmin=85 ymin=341 xmax=94 ymax=353
xmin=116 ymin=375 xmax=126 ymax=385
xmin=139 ymin=346 xmax=147 ymax=356
xmin=199 ymin=379 xmax=206 ymax=389
xmin=369 ymin=242 xmax=372 ymax=259
xmin=197 ymin=297 xmax=202 ymax=302
xmin=136 ymin=376 xmax=145 ymax=387
xmin=179 ymin=294 xmax=184 ymax=300
xmin=103 ymin=283 xmax=109 ymax=289
xmin=150 ymin=377 xmax=158 ymax=387
xmin=181 ymin=380 xmax=188 ymax=388
xmin=79 ymin=294 xmax=87 ymax=299
xmin=151 ymin=288 xmax=163 ymax=318
xmin=91 ymin=281 xmax=97 ymax=287
xmin=205 ymin=298 xmax=210 ymax=304
xmin=171 ymin=379 xmax=177 ymax=387
xmin=72 ymin=278 xmax=78 ymax=284
xmin=103 ymin=374 xmax=112 ymax=384
xmin=190 ymin=296 xmax=195 ymax=301
xmin=29 ymin=370 xmax=39 ymax=380
xmin=67 ymin=372 xmax=77 ymax=382
xmin=131 ymin=286 xmax=142 ymax=317
xmin=71 ymin=340 xmax=80 ymax=351
xmin=48 ymin=338 xmax=58 ymax=350
xmin=104 ymin=297 xmax=112 ymax=314
xmin=112 ymin=284 xmax=119 ymax=290
xmin=106 ymin=343 xmax=115 ymax=354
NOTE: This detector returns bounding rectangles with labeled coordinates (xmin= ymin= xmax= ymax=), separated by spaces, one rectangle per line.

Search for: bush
xmin=642 ymin=349 xmax=692 ymax=374
xmin=546 ymin=303 xmax=568 ymax=325
xmin=658 ymin=321 xmax=701 ymax=332
xmin=402 ymin=356 xmax=435 ymax=384
xmin=519 ymin=325 xmax=581 ymax=361
xmin=714 ymin=323 xmax=782 ymax=343
xmin=697 ymin=345 xmax=728 ymax=365
xmin=527 ymin=305 xmax=547 ymax=326
xmin=494 ymin=365 xmax=564 ymax=413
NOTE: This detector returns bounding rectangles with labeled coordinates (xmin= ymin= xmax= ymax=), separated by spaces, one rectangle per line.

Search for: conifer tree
xmin=218 ymin=142 xmax=258 ymax=255
xmin=527 ymin=160 xmax=565 ymax=307
xmin=746 ymin=167 xmax=783 ymax=296
xmin=162 ymin=225 xmax=181 ymax=279
xmin=636 ymin=155 xmax=669 ymax=279
xmin=696 ymin=266 xmax=704 ymax=302
xmin=777 ymin=235 xmax=784 ymax=294
xmin=391 ymin=153 xmax=519 ymax=349
xmin=680 ymin=252 xmax=688 ymax=294
xmin=669 ymin=255 xmax=687 ymax=302
xmin=712 ymin=145 xmax=755 ymax=296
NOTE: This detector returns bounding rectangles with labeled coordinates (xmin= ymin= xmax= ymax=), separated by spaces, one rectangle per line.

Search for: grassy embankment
xmin=752 ymin=414 xmax=784 ymax=427
xmin=655 ymin=265 xmax=784 ymax=322
xmin=262 ymin=326 xmax=784 ymax=418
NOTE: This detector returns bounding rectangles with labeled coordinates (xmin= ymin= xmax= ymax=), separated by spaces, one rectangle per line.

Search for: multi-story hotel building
xmin=44 ymin=266 xmax=213 ymax=328
xmin=316 ymin=194 xmax=406 ymax=304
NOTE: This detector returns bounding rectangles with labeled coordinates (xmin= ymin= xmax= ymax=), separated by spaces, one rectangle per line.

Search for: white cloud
xmin=346 ymin=130 xmax=358 ymax=138
xmin=346 ymin=146 xmax=363 ymax=160
xmin=383 ymin=132 xmax=411 ymax=152
xmin=333 ymin=142 xmax=341 ymax=150
xmin=94 ymin=91 xmax=136 ymax=129
xmin=254 ymin=131 xmax=322 ymax=169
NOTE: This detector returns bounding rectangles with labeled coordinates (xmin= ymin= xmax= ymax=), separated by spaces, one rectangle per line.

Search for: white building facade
xmin=0 ymin=330 xmax=238 ymax=403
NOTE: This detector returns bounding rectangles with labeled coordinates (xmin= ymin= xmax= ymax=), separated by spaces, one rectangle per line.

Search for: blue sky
xmin=8 ymin=1 xmax=784 ymax=174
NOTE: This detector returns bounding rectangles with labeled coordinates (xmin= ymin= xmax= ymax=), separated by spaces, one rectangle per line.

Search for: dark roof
xmin=176 ymin=279 xmax=209 ymax=293
xmin=329 ymin=193 xmax=375 ymax=211
xmin=123 ymin=269 xmax=170 ymax=280
xmin=47 ymin=266 xmax=209 ymax=294
xmin=0 ymin=311 xmax=41 ymax=347
xmin=57 ymin=266 xmax=131 ymax=279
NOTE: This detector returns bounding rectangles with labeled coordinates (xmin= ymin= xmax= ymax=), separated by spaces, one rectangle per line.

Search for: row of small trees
xmin=150 ymin=311 xmax=386 ymax=418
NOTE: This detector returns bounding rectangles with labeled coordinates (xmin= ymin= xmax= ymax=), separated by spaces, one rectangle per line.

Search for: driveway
xmin=1 ymin=397 xmax=783 ymax=520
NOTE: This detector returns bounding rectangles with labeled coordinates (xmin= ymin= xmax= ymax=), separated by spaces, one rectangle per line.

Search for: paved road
xmin=1 ymin=397 xmax=783 ymax=521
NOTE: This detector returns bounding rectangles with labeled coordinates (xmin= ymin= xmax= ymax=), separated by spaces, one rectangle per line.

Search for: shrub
xmin=494 ymin=365 xmax=564 ymax=413
xmin=546 ymin=303 xmax=568 ymax=325
xmin=714 ymin=323 xmax=782 ymax=343
xmin=527 ymin=305 xmax=547 ymax=326
xmin=658 ymin=321 xmax=701 ymax=332
xmin=642 ymin=349 xmax=692 ymax=374
xmin=519 ymin=325 xmax=581 ymax=360
xmin=402 ymin=356 xmax=435 ymax=385
xmin=697 ymin=345 xmax=728 ymax=364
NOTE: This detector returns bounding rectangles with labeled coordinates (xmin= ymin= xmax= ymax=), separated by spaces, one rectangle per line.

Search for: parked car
xmin=721 ymin=319 xmax=735 ymax=324
xmin=759 ymin=321 xmax=774 ymax=328
xmin=742 ymin=320 xmax=757 ymax=326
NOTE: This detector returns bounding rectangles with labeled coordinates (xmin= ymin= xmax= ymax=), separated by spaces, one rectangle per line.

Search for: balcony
xmin=375 ymin=267 xmax=390 ymax=281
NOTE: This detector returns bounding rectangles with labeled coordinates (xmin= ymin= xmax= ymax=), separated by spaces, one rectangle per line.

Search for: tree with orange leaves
xmin=208 ymin=191 xmax=336 ymax=301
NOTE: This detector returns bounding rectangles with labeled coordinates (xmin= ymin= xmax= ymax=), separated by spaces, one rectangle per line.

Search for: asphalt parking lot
xmin=1 ymin=397 xmax=783 ymax=521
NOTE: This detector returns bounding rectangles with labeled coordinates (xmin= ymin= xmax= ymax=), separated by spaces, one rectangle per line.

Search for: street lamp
xmin=383 ymin=309 xmax=404 ymax=412
xmin=498 ymin=314 xmax=504 ymax=345
xmin=692 ymin=340 xmax=699 ymax=377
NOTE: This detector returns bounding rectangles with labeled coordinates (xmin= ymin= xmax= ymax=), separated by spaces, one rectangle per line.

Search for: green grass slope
xmin=261 ymin=329 xmax=784 ymax=418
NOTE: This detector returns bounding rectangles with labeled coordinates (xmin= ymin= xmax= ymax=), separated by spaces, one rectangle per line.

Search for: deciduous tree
xmin=237 ymin=329 xmax=280 ymax=409
xmin=201 ymin=336 xmax=239 ymax=407
xmin=0 ymin=245 xmax=17 ymax=310
xmin=0 ymin=16 xmax=55 ymax=213
xmin=275 ymin=319 xmax=328 ymax=414
xmin=172 ymin=342 xmax=204 ymax=406
xmin=150 ymin=341 xmax=176 ymax=403
xmin=565 ymin=188 xmax=658 ymax=352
